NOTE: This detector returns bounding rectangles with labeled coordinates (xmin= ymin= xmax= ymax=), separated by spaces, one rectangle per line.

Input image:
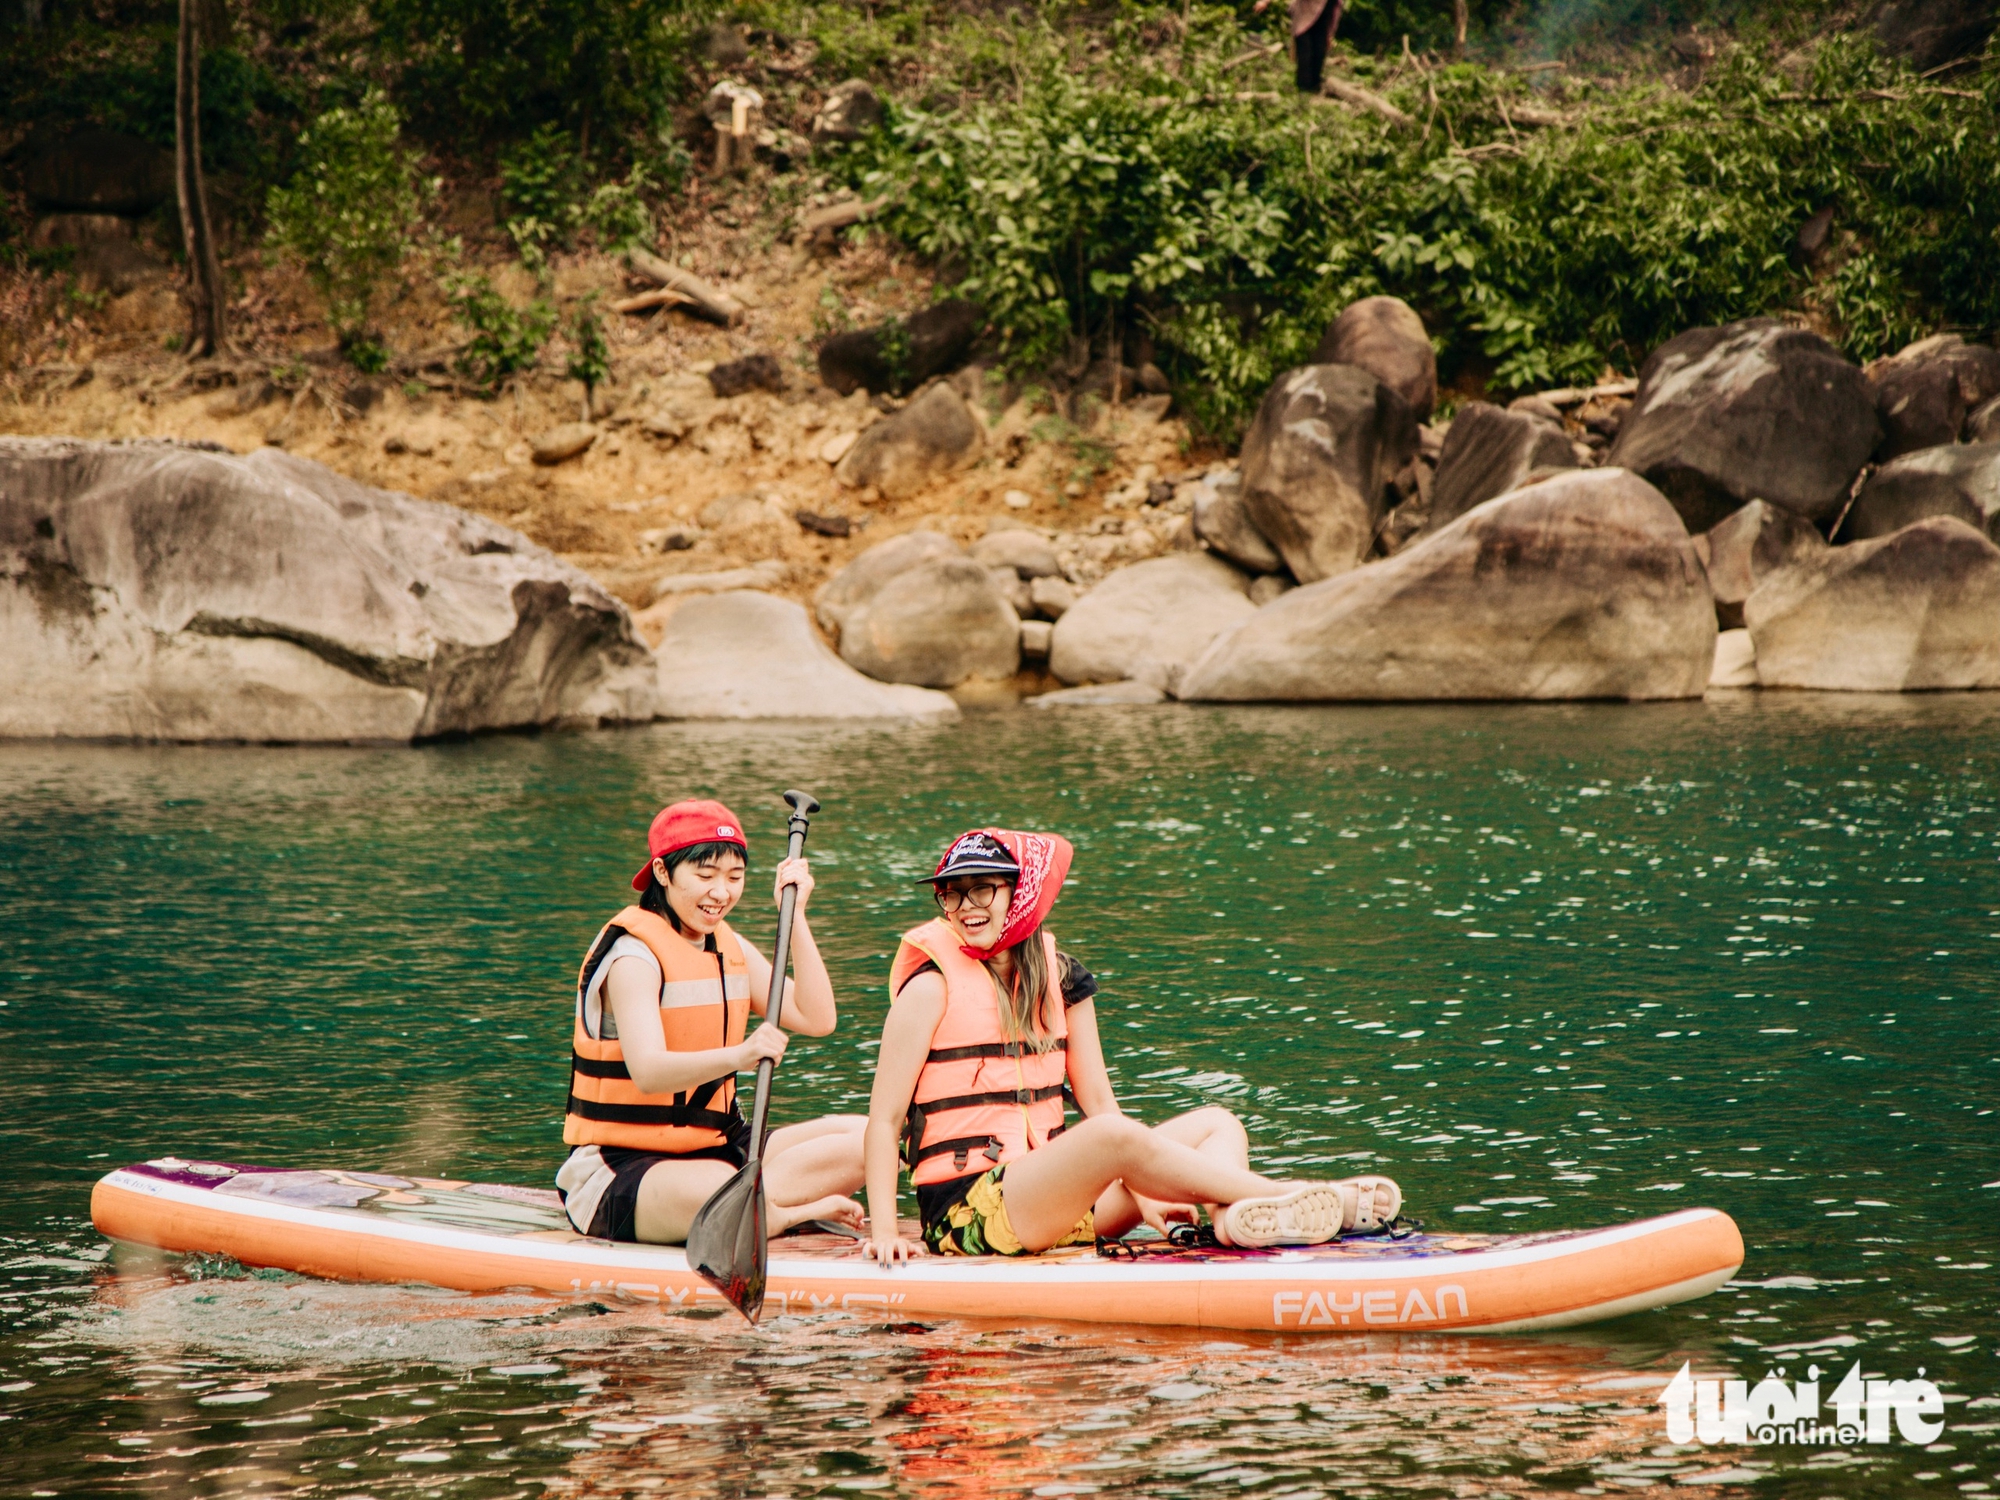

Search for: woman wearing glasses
xmin=861 ymin=827 xmax=1400 ymax=1263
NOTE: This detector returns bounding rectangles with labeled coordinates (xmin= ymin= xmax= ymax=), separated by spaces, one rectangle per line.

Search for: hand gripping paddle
xmin=685 ymin=788 xmax=819 ymax=1323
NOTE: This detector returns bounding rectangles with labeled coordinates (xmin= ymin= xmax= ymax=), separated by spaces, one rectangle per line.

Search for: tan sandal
xmin=1218 ymin=1184 xmax=1348 ymax=1248
xmin=1336 ymin=1176 xmax=1402 ymax=1232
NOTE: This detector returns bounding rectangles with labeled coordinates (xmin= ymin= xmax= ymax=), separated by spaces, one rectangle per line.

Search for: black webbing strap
xmin=563 ymin=1094 xmax=741 ymax=1132
xmin=924 ymin=1038 xmax=1069 ymax=1064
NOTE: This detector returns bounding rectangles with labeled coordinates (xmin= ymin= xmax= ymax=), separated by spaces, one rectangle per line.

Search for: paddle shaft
xmin=743 ymin=792 xmax=816 ymax=1164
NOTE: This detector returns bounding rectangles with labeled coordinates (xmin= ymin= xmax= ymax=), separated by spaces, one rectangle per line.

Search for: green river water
xmin=1 ymin=698 xmax=1996 ymax=1500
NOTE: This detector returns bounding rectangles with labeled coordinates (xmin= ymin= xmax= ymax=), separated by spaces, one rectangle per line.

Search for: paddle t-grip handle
xmin=744 ymin=789 xmax=818 ymax=1163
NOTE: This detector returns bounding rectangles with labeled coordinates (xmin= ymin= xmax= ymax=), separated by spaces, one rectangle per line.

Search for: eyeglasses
xmin=935 ymin=880 xmax=1012 ymax=915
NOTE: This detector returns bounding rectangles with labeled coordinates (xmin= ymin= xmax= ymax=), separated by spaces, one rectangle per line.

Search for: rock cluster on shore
xmin=11 ymin=298 xmax=2000 ymax=743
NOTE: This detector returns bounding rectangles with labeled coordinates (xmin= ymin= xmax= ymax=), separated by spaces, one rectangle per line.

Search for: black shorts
xmin=584 ymin=1116 xmax=751 ymax=1243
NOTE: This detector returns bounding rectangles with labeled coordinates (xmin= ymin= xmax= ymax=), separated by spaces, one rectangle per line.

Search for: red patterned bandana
xmin=936 ymin=828 xmax=1073 ymax=957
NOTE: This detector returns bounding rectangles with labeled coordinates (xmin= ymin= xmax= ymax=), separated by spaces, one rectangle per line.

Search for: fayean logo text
xmin=1662 ymin=1361 xmax=1945 ymax=1446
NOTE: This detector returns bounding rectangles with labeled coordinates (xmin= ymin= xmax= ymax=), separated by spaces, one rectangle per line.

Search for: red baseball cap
xmin=631 ymin=799 xmax=748 ymax=889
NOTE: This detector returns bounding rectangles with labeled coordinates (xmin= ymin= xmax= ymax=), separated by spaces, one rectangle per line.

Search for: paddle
xmin=685 ymin=787 xmax=820 ymax=1323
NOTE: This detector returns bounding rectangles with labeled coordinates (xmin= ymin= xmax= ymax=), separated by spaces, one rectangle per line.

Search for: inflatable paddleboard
xmin=92 ymin=1159 xmax=1742 ymax=1334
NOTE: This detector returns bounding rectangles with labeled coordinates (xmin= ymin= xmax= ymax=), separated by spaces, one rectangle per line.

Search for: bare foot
xmin=768 ymin=1194 xmax=864 ymax=1238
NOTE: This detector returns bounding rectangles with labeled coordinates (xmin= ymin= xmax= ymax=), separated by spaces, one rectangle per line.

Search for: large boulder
xmin=23 ymin=129 xmax=174 ymax=214
xmin=1191 ymin=475 xmax=1284 ymax=575
xmin=1870 ymin=358 xmax=1964 ymax=460
xmin=1311 ymin=295 xmax=1436 ymax=420
xmin=1746 ymin=517 xmax=2000 ymax=691
xmin=811 ymin=80 xmax=885 ymax=145
xmin=834 ymin=381 xmax=982 ymax=498
xmin=0 ymin=438 xmax=660 ymax=742
xmin=969 ymin=527 xmax=1060 ymax=579
xmin=1049 ymin=553 xmax=1254 ymax=690
xmin=1872 ymin=0 xmax=1999 ymax=72
xmin=1845 ymin=442 xmax=2000 ymax=544
xmin=818 ymin=301 xmax=979 ymax=397
xmin=813 ymin=529 xmax=960 ymax=633
xmin=1606 ymin=318 xmax=1881 ymax=531
xmin=1700 ymin=499 xmax=1826 ymax=630
xmin=656 ymin=592 xmax=957 ymax=719
xmin=1428 ymin=402 xmax=1577 ymax=531
xmin=838 ymin=556 xmax=1020 ymax=687
xmin=1238 ymin=364 xmax=1417 ymax=584
xmin=1180 ymin=468 xmax=1715 ymax=703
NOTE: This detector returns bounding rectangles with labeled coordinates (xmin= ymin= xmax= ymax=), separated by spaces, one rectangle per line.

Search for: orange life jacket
xmin=565 ymin=906 xmax=751 ymax=1153
xmin=891 ymin=918 xmax=1072 ymax=1185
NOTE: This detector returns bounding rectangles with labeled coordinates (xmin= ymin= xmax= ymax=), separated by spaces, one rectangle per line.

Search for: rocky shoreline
xmin=5 ymin=296 xmax=1999 ymax=741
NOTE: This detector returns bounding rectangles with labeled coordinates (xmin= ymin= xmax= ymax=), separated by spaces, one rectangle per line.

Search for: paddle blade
xmin=685 ymin=1159 xmax=768 ymax=1323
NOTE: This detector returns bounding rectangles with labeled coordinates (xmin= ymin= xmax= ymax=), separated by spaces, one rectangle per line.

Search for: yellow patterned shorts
xmin=921 ymin=1163 xmax=1096 ymax=1256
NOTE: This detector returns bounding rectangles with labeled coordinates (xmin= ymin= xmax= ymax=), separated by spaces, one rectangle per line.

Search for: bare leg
xmin=1092 ymin=1106 xmax=1250 ymax=1240
xmin=631 ymin=1158 xmax=739 ymax=1245
xmin=999 ymin=1114 xmax=1286 ymax=1252
xmin=630 ymin=1116 xmax=867 ymax=1244
xmin=762 ymin=1114 xmax=866 ymax=1234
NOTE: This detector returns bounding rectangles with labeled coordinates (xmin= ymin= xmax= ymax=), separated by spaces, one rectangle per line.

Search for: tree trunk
xmin=175 ymin=0 xmax=230 ymax=358
xmin=1452 ymin=0 xmax=1468 ymax=58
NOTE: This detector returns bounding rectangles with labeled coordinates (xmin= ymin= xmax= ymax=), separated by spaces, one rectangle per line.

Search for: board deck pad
xmin=92 ymin=1159 xmax=1745 ymax=1335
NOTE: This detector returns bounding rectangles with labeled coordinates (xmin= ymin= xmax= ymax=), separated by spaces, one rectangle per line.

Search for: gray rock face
xmin=1192 ymin=478 xmax=1284 ymax=575
xmin=1971 ymin=395 xmax=2000 ymax=445
xmin=834 ymin=381 xmax=982 ymax=498
xmin=811 ymin=79 xmax=885 ymax=145
xmin=1701 ymin=500 xmax=1827 ymax=630
xmin=1846 ymin=442 xmax=2000 ymax=545
xmin=1747 ymin=516 xmax=2000 ymax=691
xmin=1428 ymin=402 xmax=1577 ymax=531
xmin=23 ymin=129 xmax=173 ymax=214
xmin=1607 ymin=318 xmax=1881 ymax=530
xmin=1049 ymin=553 xmax=1253 ymax=691
xmin=838 ymin=556 xmax=1021 ymax=687
xmin=1872 ymin=0 xmax=1998 ymax=72
xmin=0 ymin=438 xmax=660 ymax=742
xmin=1311 ymin=295 xmax=1437 ymax=420
xmin=814 ymin=529 xmax=960 ymax=634
xmin=655 ymin=592 xmax=957 ymax=719
xmin=1029 ymin=575 xmax=1077 ymax=619
xmin=1871 ymin=358 xmax=1964 ymax=460
xmin=818 ymin=301 xmax=979 ymax=397
xmin=1239 ymin=364 xmax=1417 ymax=584
xmin=1180 ymin=468 xmax=1716 ymax=703
xmin=969 ymin=528 xmax=1060 ymax=578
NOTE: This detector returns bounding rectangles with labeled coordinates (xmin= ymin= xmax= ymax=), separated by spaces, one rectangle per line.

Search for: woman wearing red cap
xmin=557 ymin=799 xmax=865 ymax=1243
xmin=861 ymin=829 xmax=1400 ymax=1262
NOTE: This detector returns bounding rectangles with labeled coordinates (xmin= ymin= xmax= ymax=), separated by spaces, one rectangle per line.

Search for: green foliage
xmin=265 ymin=90 xmax=431 ymax=343
xmin=446 ymin=271 xmax=557 ymax=390
xmin=839 ymin=20 xmax=2000 ymax=436
xmin=369 ymin=0 xmax=696 ymax=153
xmin=565 ymin=299 xmax=612 ymax=395
xmin=583 ymin=162 xmax=659 ymax=252
xmin=0 ymin=26 xmax=306 ymax=194
xmin=500 ymin=123 xmax=586 ymax=270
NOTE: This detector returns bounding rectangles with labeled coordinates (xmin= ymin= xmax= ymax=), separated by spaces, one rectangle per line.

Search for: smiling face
xmin=658 ymin=848 xmax=747 ymax=934
xmin=936 ymin=876 xmax=1015 ymax=951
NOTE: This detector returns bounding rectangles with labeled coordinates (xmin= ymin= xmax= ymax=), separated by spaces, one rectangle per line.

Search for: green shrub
xmin=500 ymin=123 xmax=586 ymax=270
xmin=446 ymin=271 xmax=557 ymax=390
xmin=265 ymin=90 xmax=431 ymax=350
xmin=582 ymin=161 xmax=658 ymax=252
xmin=839 ymin=21 xmax=2000 ymax=436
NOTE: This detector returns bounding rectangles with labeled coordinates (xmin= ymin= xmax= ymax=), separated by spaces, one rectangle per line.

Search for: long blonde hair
xmin=982 ymin=924 xmax=1060 ymax=1053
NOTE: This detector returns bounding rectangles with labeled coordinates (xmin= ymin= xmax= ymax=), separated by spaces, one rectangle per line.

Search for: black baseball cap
xmin=917 ymin=831 xmax=1021 ymax=884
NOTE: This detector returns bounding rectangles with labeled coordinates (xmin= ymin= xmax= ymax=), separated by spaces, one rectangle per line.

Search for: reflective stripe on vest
xmin=564 ymin=906 xmax=751 ymax=1153
xmin=890 ymin=919 xmax=1071 ymax=1185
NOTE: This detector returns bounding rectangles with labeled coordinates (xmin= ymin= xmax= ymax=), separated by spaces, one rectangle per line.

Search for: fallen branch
xmin=1319 ymin=77 xmax=1415 ymax=128
xmin=1219 ymin=41 xmax=1282 ymax=71
xmin=624 ymin=248 xmax=746 ymax=326
xmin=1508 ymin=104 xmax=1570 ymax=127
xmin=794 ymin=195 xmax=891 ymax=245
xmin=612 ymin=288 xmax=696 ymax=315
